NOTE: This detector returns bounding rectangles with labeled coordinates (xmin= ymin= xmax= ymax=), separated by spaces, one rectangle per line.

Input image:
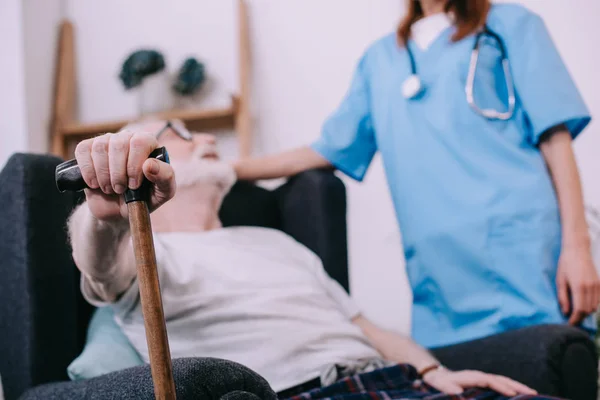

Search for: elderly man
xmin=68 ymin=121 xmax=540 ymax=399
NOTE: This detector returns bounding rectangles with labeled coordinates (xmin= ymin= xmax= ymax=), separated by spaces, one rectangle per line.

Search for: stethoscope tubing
xmin=404 ymin=24 xmax=516 ymax=120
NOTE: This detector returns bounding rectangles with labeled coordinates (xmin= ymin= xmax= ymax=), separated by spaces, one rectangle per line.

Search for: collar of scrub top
xmin=411 ymin=12 xmax=453 ymax=51
xmin=402 ymin=24 xmax=516 ymax=120
xmin=155 ymin=120 xmax=193 ymax=141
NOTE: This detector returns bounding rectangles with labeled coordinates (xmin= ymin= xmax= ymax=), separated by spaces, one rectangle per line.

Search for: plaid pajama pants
xmin=283 ymin=364 xmax=561 ymax=400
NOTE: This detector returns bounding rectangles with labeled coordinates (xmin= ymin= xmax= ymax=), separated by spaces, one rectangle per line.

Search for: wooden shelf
xmin=62 ymin=98 xmax=239 ymax=138
xmin=50 ymin=0 xmax=252 ymax=159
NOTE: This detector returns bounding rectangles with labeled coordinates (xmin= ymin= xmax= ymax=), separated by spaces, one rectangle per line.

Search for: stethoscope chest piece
xmin=402 ymin=74 xmax=423 ymax=100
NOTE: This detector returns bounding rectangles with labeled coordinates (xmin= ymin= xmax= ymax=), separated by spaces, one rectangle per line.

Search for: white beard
xmin=170 ymin=145 xmax=237 ymax=196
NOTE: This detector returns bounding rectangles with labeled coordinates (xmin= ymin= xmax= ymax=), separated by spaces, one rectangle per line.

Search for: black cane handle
xmin=55 ymin=147 xmax=170 ymax=197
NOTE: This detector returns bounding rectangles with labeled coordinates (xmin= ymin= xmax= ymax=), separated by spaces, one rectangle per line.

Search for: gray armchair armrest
xmin=431 ymin=324 xmax=598 ymax=400
xmin=0 ymin=154 xmax=80 ymax=400
xmin=20 ymin=358 xmax=277 ymax=400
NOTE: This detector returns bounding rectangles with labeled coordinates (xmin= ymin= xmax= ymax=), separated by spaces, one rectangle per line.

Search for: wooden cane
xmin=56 ymin=148 xmax=176 ymax=400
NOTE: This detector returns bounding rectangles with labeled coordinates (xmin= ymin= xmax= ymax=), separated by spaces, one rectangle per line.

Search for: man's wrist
xmin=418 ymin=363 xmax=444 ymax=378
xmin=70 ymin=204 xmax=130 ymax=254
xmin=94 ymin=214 xmax=130 ymax=234
xmin=78 ymin=203 xmax=129 ymax=234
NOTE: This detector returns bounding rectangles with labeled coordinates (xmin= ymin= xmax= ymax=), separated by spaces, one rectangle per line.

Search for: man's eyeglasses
xmin=155 ymin=120 xmax=193 ymax=142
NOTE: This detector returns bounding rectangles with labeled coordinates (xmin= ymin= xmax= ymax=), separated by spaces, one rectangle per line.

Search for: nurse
xmin=234 ymin=0 xmax=600 ymax=349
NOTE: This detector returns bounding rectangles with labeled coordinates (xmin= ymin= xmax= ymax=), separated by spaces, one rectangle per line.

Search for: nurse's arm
xmin=233 ymin=146 xmax=332 ymax=181
xmin=539 ymin=125 xmax=600 ymax=324
xmin=540 ymin=126 xmax=591 ymax=246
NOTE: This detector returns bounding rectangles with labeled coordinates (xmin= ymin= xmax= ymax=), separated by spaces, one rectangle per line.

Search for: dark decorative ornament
xmin=173 ymin=58 xmax=206 ymax=96
xmin=119 ymin=49 xmax=166 ymax=90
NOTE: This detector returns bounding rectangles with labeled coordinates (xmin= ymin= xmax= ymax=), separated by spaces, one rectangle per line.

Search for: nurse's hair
xmin=398 ymin=0 xmax=491 ymax=45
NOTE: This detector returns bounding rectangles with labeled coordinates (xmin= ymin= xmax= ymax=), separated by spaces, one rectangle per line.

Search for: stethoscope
xmin=401 ymin=25 xmax=516 ymax=120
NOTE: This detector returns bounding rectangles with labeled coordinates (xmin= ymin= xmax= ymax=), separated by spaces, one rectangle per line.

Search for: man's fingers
xmin=91 ymin=134 xmax=113 ymax=194
xmin=483 ymin=378 xmax=517 ymax=397
xmin=74 ymin=139 xmax=99 ymax=189
xmin=458 ymin=374 xmax=515 ymax=397
xmin=452 ymin=372 xmax=538 ymax=397
xmin=431 ymin=381 xmax=463 ymax=395
xmin=143 ymin=159 xmax=174 ymax=188
xmin=496 ymin=376 xmax=537 ymax=395
xmin=108 ymin=132 xmax=132 ymax=195
xmin=127 ymin=132 xmax=158 ymax=190
xmin=557 ymin=274 xmax=570 ymax=315
xmin=455 ymin=373 xmax=525 ymax=397
xmin=143 ymin=159 xmax=176 ymax=206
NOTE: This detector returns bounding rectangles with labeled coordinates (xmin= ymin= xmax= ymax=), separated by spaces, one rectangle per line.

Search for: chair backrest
xmin=222 ymin=176 xmax=350 ymax=291
xmin=0 ymin=154 xmax=82 ymax=400
xmin=220 ymin=180 xmax=283 ymax=229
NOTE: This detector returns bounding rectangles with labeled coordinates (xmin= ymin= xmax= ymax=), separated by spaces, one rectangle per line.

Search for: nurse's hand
xmin=423 ymin=368 xmax=537 ymax=396
xmin=557 ymin=244 xmax=600 ymax=325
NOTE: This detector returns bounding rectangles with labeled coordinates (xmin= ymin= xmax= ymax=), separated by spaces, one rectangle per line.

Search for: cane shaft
xmin=128 ymin=201 xmax=176 ymax=400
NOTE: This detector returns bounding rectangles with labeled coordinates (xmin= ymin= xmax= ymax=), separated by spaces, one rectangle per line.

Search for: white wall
xmin=0 ymin=0 xmax=28 ymax=168
xmin=18 ymin=0 xmax=600 ymax=334
xmin=22 ymin=0 xmax=63 ymax=155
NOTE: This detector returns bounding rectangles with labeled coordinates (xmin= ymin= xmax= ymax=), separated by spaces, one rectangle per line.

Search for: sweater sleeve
xmin=68 ymin=203 xmax=137 ymax=305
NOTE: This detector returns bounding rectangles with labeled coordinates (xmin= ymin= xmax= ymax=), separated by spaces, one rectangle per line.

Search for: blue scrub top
xmin=312 ymin=4 xmax=593 ymax=348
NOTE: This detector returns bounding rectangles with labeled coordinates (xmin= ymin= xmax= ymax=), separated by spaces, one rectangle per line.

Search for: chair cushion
xmin=67 ymin=307 xmax=143 ymax=380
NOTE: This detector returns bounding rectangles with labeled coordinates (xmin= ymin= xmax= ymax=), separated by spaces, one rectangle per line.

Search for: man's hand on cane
xmin=74 ymin=129 xmax=176 ymax=222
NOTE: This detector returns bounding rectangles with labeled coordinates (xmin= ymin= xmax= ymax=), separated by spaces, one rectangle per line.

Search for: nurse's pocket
xmin=487 ymin=210 xmax=561 ymax=298
xmin=404 ymin=247 xmax=437 ymax=305
xmin=405 ymin=227 xmax=494 ymax=312
xmin=404 ymin=247 xmax=420 ymax=291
